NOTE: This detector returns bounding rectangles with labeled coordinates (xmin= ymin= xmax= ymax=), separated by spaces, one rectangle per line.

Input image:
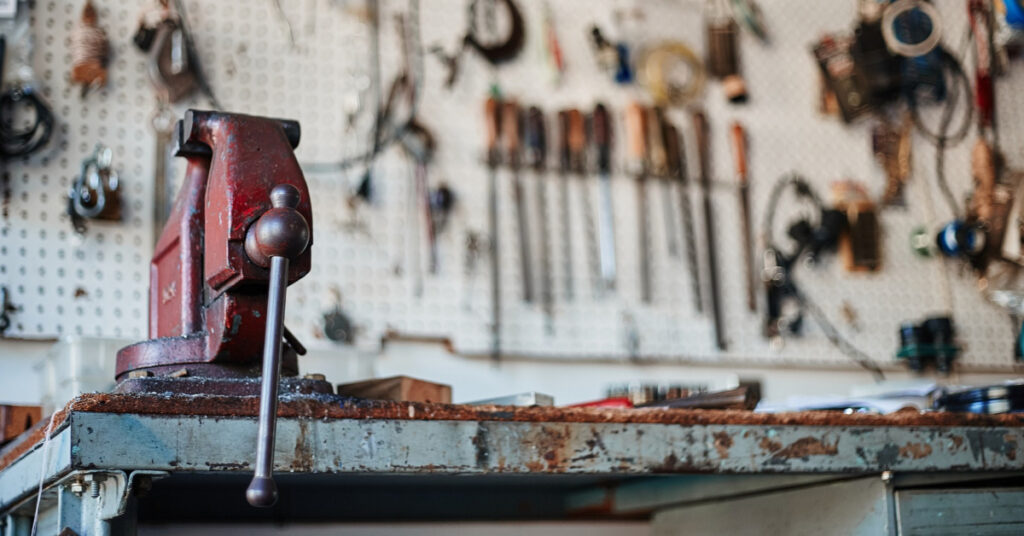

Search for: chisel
xmin=625 ymin=102 xmax=651 ymax=303
xmin=693 ymin=109 xmax=726 ymax=350
xmin=730 ymin=121 xmax=756 ymax=313
xmin=591 ymin=103 xmax=617 ymax=292
xmin=503 ymin=101 xmax=533 ymax=303
xmin=526 ymin=107 xmax=553 ymax=332
xmin=484 ymin=97 xmax=502 ymax=361
xmin=663 ymin=121 xmax=703 ymax=314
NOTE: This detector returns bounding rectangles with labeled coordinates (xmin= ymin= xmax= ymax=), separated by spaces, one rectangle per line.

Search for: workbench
xmin=1 ymin=394 xmax=1023 ymax=535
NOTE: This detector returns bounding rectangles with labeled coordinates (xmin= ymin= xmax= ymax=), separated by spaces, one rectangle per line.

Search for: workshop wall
xmin=2 ymin=0 xmax=1024 ymax=378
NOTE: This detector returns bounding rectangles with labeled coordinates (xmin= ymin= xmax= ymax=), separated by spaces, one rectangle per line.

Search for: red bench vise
xmin=115 ymin=110 xmax=330 ymax=397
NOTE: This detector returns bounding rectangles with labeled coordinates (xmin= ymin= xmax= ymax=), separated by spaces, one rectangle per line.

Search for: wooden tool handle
xmin=625 ymin=102 xmax=647 ymax=163
xmin=588 ymin=105 xmax=608 ymax=173
xmin=485 ymin=97 xmax=501 ymax=152
xmin=692 ymin=110 xmax=710 ymax=185
xmin=568 ymin=109 xmax=586 ymax=154
xmin=502 ymin=101 xmax=520 ymax=154
xmin=730 ymin=121 xmax=747 ymax=183
xmin=663 ymin=122 xmax=681 ymax=173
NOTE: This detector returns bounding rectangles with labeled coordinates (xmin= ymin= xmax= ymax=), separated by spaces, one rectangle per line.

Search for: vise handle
xmin=245 ymin=184 xmax=310 ymax=508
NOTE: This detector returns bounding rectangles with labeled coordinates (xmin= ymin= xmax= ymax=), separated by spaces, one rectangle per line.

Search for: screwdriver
xmin=663 ymin=121 xmax=703 ymax=314
xmin=526 ymin=107 xmax=554 ymax=332
xmin=730 ymin=121 xmax=756 ymax=313
xmin=591 ymin=103 xmax=617 ymax=293
xmin=569 ymin=109 xmax=596 ymax=297
xmin=693 ymin=109 xmax=726 ymax=350
xmin=503 ymin=100 xmax=534 ymax=303
xmin=645 ymin=106 xmax=679 ymax=259
xmin=625 ymin=102 xmax=651 ymax=303
xmin=485 ymin=97 xmax=502 ymax=361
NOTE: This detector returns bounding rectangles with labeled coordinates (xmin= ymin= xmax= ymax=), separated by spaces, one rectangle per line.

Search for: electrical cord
xmin=763 ymin=174 xmax=886 ymax=380
xmin=906 ymin=46 xmax=973 ymax=218
xmin=0 ymin=84 xmax=55 ymax=159
xmin=0 ymin=32 xmax=54 ymax=159
xmin=303 ymin=0 xmax=424 ymax=175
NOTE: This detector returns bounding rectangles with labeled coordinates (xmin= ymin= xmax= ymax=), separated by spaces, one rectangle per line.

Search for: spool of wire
xmin=638 ymin=41 xmax=706 ymax=107
xmin=935 ymin=382 xmax=1024 ymax=414
xmin=70 ymin=0 xmax=110 ymax=93
xmin=936 ymin=220 xmax=985 ymax=257
xmin=881 ymin=0 xmax=943 ymax=57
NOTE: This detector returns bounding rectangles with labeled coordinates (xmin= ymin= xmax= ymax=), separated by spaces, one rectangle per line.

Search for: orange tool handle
xmin=502 ymin=101 xmax=520 ymax=154
xmin=625 ymin=102 xmax=648 ymax=164
xmin=730 ymin=121 xmax=748 ymax=183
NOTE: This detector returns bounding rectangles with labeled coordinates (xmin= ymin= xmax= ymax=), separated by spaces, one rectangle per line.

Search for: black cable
xmin=0 ymin=32 xmax=55 ymax=159
xmin=0 ymin=85 xmax=55 ymax=159
xmin=907 ymin=46 xmax=973 ymax=218
xmin=763 ymin=174 xmax=886 ymax=380
xmin=304 ymin=0 xmax=424 ymax=175
xmin=797 ymin=289 xmax=886 ymax=381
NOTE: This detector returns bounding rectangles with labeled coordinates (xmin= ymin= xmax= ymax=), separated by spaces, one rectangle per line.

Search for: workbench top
xmin=1 ymin=393 xmax=1023 ymax=521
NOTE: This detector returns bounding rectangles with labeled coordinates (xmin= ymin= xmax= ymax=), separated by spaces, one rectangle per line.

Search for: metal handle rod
xmin=512 ymin=173 xmax=534 ymax=303
xmin=597 ymin=173 xmax=617 ymax=291
xmin=246 ymin=255 xmax=289 ymax=508
xmin=560 ymin=172 xmax=576 ymax=300
xmin=679 ymin=182 xmax=703 ymax=314
xmin=535 ymin=169 xmax=554 ymax=332
xmin=637 ymin=177 xmax=652 ymax=303
xmin=489 ymin=164 xmax=501 ymax=362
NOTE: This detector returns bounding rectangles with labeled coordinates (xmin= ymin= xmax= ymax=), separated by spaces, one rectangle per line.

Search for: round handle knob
xmin=245 ymin=184 xmax=310 ymax=268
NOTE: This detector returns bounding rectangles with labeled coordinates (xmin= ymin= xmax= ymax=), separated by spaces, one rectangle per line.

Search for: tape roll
xmin=881 ymin=0 xmax=943 ymax=57
xmin=638 ymin=42 xmax=706 ymax=107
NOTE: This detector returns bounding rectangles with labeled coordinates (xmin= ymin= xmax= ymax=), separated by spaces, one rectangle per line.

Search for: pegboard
xmin=2 ymin=0 xmax=1024 ymax=373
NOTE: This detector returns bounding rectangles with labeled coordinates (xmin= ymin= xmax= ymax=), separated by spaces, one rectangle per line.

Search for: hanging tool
xmin=68 ymin=144 xmax=122 ymax=234
xmin=557 ymin=111 xmax=576 ymax=300
xmin=485 ymin=97 xmax=502 ymax=361
xmin=541 ymin=2 xmax=565 ymax=85
xmin=401 ymin=120 xmax=436 ymax=295
xmin=526 ymin=107 xmax=553 ymax=331
xmin=705 ymin=0 xmax=747 ymax=103
xmin=592 ymin=104 xmax=617 ymax=293
xmin=428 ymin=183 xmax=456 ymax=272
xmin=646 ymin=107 xmax=678 ymax=258
xmin=693 ymin=110 xmax=726 ymax=349
xmin=663 ymin=121 xmax=703 ymax=314
xmin=432 ymin=0 xmax=525 ymax=88
xmin=626 ymin=102 xmax=651 ymax=303
xmin=570 ymin=109 xmax=597 ymax=299
xmin=69 ymin=0 xmax=110 ymax=97
xmin=503 ymin=100 xmax=533 ymax=303
xmin=730 ymin=121 xmax=756 ymax=312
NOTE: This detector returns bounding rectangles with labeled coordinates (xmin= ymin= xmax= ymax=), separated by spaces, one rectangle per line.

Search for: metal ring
xmin=881 ymin=0 xmax=943 ymax=58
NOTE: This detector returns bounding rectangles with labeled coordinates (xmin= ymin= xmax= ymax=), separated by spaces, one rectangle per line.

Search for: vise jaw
xmin=115 ymin=110 xmax=313 ymax=382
